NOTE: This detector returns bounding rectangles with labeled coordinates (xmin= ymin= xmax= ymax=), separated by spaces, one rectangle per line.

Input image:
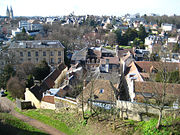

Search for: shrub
xmin=6 ymin=76 xmax=25 ymax=99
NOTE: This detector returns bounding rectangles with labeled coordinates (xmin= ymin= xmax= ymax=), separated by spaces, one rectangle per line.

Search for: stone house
xmin=76 ymin=79 xmax=118 ymax=110
xmin=24 ymin=63 xmax=67 ymax=108
xmin=8 ymin=40 xmax=64 ymax=67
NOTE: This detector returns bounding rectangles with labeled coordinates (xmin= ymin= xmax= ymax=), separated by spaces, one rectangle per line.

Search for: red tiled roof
xmin=117 ymin=49 xmax=132 ymax=58
xmin=100 ymin=57 xmax=119 ymax=65
xmin=43 ymin=63 xmax=67 ymax=89
xmin=135 ymin=61 xmax=180 ymax=73
xmin=135 ymin=81 xmax=180 ymax=96
xmin=42 ymin=96 xmax=55 ymax=104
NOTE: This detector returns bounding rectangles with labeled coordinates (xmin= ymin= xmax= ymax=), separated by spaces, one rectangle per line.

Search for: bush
xmin=6 ymin=76 xmax=25 ymax=99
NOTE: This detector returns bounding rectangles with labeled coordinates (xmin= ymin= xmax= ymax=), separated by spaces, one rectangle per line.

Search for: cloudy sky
xmin=1 ymin=0 xmax=180 ymax=16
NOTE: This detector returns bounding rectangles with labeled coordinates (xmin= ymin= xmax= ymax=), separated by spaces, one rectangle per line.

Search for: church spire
xmin=10 ymin=6 xmax=13 ymax=19
xmin=6 ymin=6 xmax=10 ymax=18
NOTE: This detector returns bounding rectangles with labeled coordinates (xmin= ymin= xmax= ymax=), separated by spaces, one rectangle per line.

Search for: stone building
xmin=8 ymin=40 xmax=64 ymax=66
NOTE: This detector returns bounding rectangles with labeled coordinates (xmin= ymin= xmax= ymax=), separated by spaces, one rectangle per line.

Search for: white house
xmin=161 ymin=23 xmax=174 ymax=32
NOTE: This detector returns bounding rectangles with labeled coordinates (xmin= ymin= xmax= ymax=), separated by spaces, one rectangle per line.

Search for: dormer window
xmin=99 ymin=89 xmax=104 ymax=94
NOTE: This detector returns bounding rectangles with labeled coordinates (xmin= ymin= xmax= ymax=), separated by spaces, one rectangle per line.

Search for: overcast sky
xmin=1 ymin=0 xmax=180 ymax=16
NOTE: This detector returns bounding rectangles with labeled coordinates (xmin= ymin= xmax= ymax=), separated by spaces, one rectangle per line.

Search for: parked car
xmin=0 ymin=91 xmax=6 ymax=97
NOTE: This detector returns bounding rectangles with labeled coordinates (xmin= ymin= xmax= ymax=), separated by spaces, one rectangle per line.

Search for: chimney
xmin=115 ymin=45 xmax=119 ymax=57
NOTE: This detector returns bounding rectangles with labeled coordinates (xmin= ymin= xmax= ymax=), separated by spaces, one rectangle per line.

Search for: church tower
xmin=6 ymin=6 xmax=10 ymax=18
xmin=10 ymin=6 xmax=13 ymax=19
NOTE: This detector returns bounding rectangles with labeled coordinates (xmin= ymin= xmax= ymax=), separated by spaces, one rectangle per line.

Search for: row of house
xmin=23 ymin=45 xmax=179 ymax=121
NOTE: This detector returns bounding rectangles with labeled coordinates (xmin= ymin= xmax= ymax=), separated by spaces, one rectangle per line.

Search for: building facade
xmin=8 ymin=40 xmax=64 ymax=66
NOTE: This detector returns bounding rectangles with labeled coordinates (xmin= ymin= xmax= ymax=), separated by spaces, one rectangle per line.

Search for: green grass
xmin=16 ymin=108 xmax=76 ymax=135
xmin=137 ymin=117 xmax=180 ymax=135
xmin=5 ymin=91 xmax=15 ymax=101
xmin=119 ymin=45 xmax=132 ymax=49
xmin=0 ymin=112 xmax=47 ymax=135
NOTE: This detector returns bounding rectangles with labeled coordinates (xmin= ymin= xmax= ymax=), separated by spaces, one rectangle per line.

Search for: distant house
xmin=161 ymin=23 xmax=175 ymax=32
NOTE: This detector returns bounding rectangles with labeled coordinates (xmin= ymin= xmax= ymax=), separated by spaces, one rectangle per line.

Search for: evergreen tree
xmin=138 ymin=25 xmax=148 ymax=42
xmin=33 ymin=61 xmax=50 ymax=82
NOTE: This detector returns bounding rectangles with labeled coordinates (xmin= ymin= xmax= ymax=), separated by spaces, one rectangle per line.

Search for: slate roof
xmin=9 ymin=40 xmax=65 ymax=49
xmin=71 ymin=47 xmax=87 ymax=61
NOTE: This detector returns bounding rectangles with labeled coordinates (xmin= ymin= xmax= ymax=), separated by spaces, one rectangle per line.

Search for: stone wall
xmin=16 ymin=98 xmax=32 ymax=110
xmin=116 ymin=100 xmax=177 ymax=121
xmin=41 ymin=101 xmax=56 ymax=110
xmin=55 ymin=97 xmax=77 ymax=109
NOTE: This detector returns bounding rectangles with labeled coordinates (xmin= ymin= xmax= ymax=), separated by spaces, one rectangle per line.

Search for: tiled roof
xmin=42 ymin=96 xmax=55 ymax=104
xmin=100 ymin=56 xmax=119 ymax=65
xmin=43 ymin=63 xmax=67 ymax=89
xmin=135 ymin=61 xmax=180 ymax=73
xmin=117 ymin=49 xmax=132 ymax=58
xmin=80 ymin=79 xmax=117 ymax=102
xmin=135 ymin=81 xmax=180 ymax=96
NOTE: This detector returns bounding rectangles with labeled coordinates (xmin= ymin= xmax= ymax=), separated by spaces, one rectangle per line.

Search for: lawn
xmin=4 ymin=91 xmax=15 ymax=101
xmin=0 ymin=112 xmax=47 ymax=135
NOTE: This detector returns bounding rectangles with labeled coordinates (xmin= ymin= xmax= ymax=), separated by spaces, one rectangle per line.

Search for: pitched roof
xmin=135 ymin=81 xmax=180 ymax=96
xmin=42 ymin=96 xmax=55 ymax=104
xmin=29 ymin=63 xmax=67 ymax=101
xmin=80 ymin=79 xmax=117 ymax=102
xmin=43 ymin=63 xmax=67 ymax=89
xmin=135 ymin=61 xmax=180 ymax=73
xmin=117 ymin=49 xmax=132 ymax=58
xmin=71 ymin=48 xmax=87 ymax=61
xmin=100 ymin=56 xmax=119 ymax=65
xmin=124 ymin=61 xmax=144 ymax=82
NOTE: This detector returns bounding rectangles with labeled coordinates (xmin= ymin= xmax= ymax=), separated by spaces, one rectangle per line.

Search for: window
xmin=28 ymin=51 xmax=31 ymax=57
xmin=58 ymin=51 xmax=61 ymax=56
xmin=51 ymin=58 xmax=54 ymax=64
xmin=35 ymin=51 xmax=38 ymax=57
xmin=20 ymin=52 xmax=23 ymax=57
xmin=36 ymin=58 xmax=38 ymax=62
xmin=58 ymin=58 xmax=61 ymax=63
xmin=99 ymin=89 xmax=104 ymax=94
xmin=28 ymin=58 xmax=31 ymax=61
xmin=20 ymin=58 xmax=23 ymax=62
xmin=43 ymin=51 xmax=46 ymax=56
xmin=50 ymin=51 xmax=54 ymax=56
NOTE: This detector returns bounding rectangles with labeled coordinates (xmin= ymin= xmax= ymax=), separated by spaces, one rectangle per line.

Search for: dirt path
xmin=0 ymin=97 xmax=66 ymax=135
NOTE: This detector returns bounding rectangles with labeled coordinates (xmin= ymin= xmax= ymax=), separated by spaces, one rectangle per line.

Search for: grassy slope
xmin=16 ymin=108 xmax=76 ymax=135
xmin=0 ymin=112 xmax=47 ymax=135
xmin=16 ymin=108 xmax=180 ymax=135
